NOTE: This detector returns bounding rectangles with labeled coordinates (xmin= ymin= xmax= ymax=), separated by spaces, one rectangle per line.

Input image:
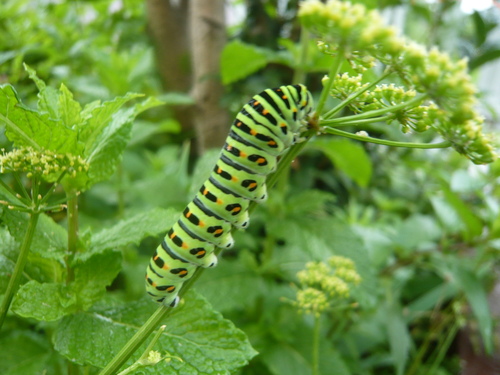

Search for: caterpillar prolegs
xmin=146 ymin=84 xmax=314 ymax=307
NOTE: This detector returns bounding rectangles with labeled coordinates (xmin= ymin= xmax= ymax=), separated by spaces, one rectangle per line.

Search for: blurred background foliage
xmin=1 ymin=0 xmax=499 ymax=374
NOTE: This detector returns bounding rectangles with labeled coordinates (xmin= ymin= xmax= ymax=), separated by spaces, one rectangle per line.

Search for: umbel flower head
xmin=299 ymin=0 xmax=497 ymax=164
xmin=0 ymin=147 xmax=89 ymax=181
xmin=293 ymin=255 xmax=361 ymax=317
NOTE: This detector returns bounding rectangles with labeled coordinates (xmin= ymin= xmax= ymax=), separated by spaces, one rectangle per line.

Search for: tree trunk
xmin=145 ymin=0 xmax=193 ymax=133
xmin=189 ymin=0 xmax=229 ymax=153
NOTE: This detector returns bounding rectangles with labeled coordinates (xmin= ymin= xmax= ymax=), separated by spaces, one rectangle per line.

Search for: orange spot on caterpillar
xmin=162 ymin=264 xmax=170 ymax=270
xmin=199 ymin=220 xmax=205 ymax=227
xmin=282 ymin=95 xmax=288 ymax=99
xmin=186 ymin=211 xmax=191 ymax=218
xmin=232 ymin=206 xmax=241 ymax=213
xmin=257 ymin=158 xmax=265 ymax=164
xmin=216 ymin=199 xmax=223 ymax=204
xmin=248 ymin=182 xmax=257 ymax=189
xmin=182 ymin=242 xmax=189 ymax=249
xmin=280 ymin=123 xmax=287 ymax=127
xmin=169 ymin=232 xmax=176 ymax=239
xmin=231 ymin=176 xmax=238 ymax=182
xmin=240 ymin=151 xmax=247 ymax=157
xmin=217 ymin=168 xmax=222 ymax=173
xmin=250 ymin=129 xmax=257 ymax=135
xmin=227 ymin=145 xmax=233 ymax=151
xmin=203 ymin=189 xmax=208 ymax=195
xmin=292 ymin=108 xmax=298 ymax=113
xmin=166 ymin=286 xmax=175 ymax=292
xmin=237 ymin=121 xmax=242 ymax=127
xmin=253 ymin=101 xmax=260 ymax=106
xmin=268 ymin=140 xmax=276 ymax=146
xmin=214 ymin=229 xmax=223 ymax=235
xmin=262 ymin=109 xmax=269 ymax=115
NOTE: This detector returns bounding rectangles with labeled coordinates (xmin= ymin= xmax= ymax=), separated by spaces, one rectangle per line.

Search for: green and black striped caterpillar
xmin=146 ymin=84 xmax=314 ymax=307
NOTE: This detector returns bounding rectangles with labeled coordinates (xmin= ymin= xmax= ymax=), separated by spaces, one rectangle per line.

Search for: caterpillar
xmin=146 ymin=84 xmax=314 ymax=307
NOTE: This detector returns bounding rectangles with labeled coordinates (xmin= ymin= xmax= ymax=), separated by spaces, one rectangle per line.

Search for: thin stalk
xmin=0 ymin=177 xmax=29 ymax=207
xmin=99 ymin=135 xmax=316 ymax=375
xmin=312 ymin=315 xmax=321 ymax=375
xmin=66 ymin=192 xmax=79 ymax=283
xmin=313 ymin=48 xmax=345 ymax=119
xmin=99 ymin=306 xmax=170 ymax=375
xmin=326 ymin=115 xmax=392 ymax=127
xmin=322 ymin=69 xmax=394 ymax=119
xmin=320 ymin=95 xmax=428 ymax=126
xmin=13 ymin=173 xmax=31 ymax=202
xmin=293 ymin=29 xmax=310 ymax=85
xmin=426 ymin=321 xmax=459 ymax=373
xmin=322 ymin=127 xmax=452 ymax=149
xmin=0 ymin=212 xmax=40 ymax=330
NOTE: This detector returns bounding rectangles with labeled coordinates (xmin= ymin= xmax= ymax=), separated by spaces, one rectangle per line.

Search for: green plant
xmin=1 ymin=1 xmax=498 ymax=375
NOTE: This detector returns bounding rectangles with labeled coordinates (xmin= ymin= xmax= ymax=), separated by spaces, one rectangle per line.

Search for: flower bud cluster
xmin=293 ymin=256 xmax=361 ymax=316
xmin=299 ymin=0 xmax=497 ymax=164
xmin=0 ymin=147 xmax=89 ymax=180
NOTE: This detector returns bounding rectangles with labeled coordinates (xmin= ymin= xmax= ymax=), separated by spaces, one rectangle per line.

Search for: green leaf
xmin=53 ymin=292 xmax=258 ymax=373
xmin=80 ymin=92 xmax=143 ymax=155
xmin=71 ymin=249 xmax=123 ymax=309
xmin=451 ymin=264 xmax=493 ymax=354
xmin=384 ymin=303 xmax=411 ymax=375
xmin=12 ymin=281 xmax=77 ymax=321
xmin=430 ymin=185 xmax=482 ymax=241
xmin=58 ymin=83 xmax=83 ymax=127
xmin=0 ymin=227 xmax=19 ymax=293
xmin=91 ymin=207 xmax=178 ymax=253
xmin=0 ymin=85 xmax=79 ymax=153
xmin=0 ymin=330 xmax=60 ymax=375
xmin=12 ymin=249 xmax=122 ymax=321
xmin=1 ymin=210 xmax=66 ymax=260
xmin=84 ymin=96 xmax=163 ymax=187
xmin=267 ymin=217 xmax=377 ymax=308
xmin=195 ymin=255 xmax=266 ymax=312
xmin=221 ymin=40 xmax=269 ymax=84
xmin=24 ymin=64 xmax=60 ymax=120
xmin=311 ymin=137 xmax=372 ymax=187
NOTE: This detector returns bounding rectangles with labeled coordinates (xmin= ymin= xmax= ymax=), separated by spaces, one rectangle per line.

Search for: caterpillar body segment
xmin=195 ymin=181 xmax=251 ymax=229
xmin=146 ymin=84 xmax=314 ymax=306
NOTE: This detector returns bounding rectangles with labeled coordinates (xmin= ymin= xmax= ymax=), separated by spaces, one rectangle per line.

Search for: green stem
xmin=322 ymin=69 xmax=394 ymax=119
xmin=314 ymin=48 xmax=345 ymax=119
xmin=326 ymin=115 xmax=392 ymax=127
xmin=99 ymin=135 xmax=316 ymax=374
xmin=322 ymin=127 xmax=452 ymax=149
xmin=0 ymin=212 xmax=40 ymax=330
xmin=0 ymin=177 xmax=29 ymax=207
xmin=320 ymin=95 xmax=428 ymax=126
xmin=293 ymin=29 xmax=310 ymax=84
xmin=312 ymin=315 xmax=321 ymax=375
xmin=66 ymin=192 xmax=79 ymax=283
xmin=117 ymin=325 xmax=167 ymax=375
xmin=99 ymin=307 xmax=170 ymax=375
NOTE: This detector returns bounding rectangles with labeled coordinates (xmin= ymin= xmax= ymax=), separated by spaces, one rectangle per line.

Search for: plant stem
xmin=0 ymin=211 xmax=40 ymax=330
xmin=313 ymin=48 xmax=345 ymax=119
xmin=322 ymin=69 xmax=394 ymax=119
xmin=312 ymin=315 xmax=321 ymax=375
xmin=322 ymin=127 xmax=452 ymax=149
xmin=293 ymin=29 xmax=310 ymax=84
xmin=99 ymin=306 xmax=170 ymax=375
xmin=66 ymin=192 xmax=79 ymax=282
xmin=320 ymin=95 xmax=427 ymax=126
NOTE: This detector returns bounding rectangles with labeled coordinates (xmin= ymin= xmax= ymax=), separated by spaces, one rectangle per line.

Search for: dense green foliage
xmin=1 ymin=0 xmax=499 ymax=375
